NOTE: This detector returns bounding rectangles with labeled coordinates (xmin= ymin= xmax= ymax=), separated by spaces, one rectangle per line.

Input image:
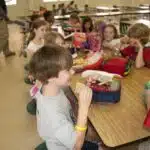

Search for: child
xmin=39 ymin=6 xmax=47 ymax=15
xmin=24 ymin=20 xmax=47 ymax=85
xmin=84 ymin=4 xmax=89 ymax=12
xmin=44 ymin=31 xmax=65 ymax=46
xmin=30 ymin=14 xmax=44 ymax=22
xmin=29 ymin=45 xmax=101 ymax=150
xmin=68 ymin=13 xmax=81 ymax=31
xmin=27 ymin=31 xmax=68 ymax=114
xmin=74 ymin=4 xmax=79 ymax=11
xmin=102 ymin=24 xmax=121 ymax=57
xmin=58 ymin=3 xmax=66 ymax=15
xmin=52 ymin=4 xmax=57 ymax=15
xmin=66 ymin=0 xmax=75 ymax=12
xmin=102 ymin=24 xmax=120 ymax=50
xmin=86 ymin=20 xmax=105 ymax=52
xmin=26 ymin=20 xmax=47 ymax=58
xmin=121 ymin=23 xmax=150 ymax=68
xmin=82 ymin=16 xmax=94 ymax=33
xmin=43 ymin=11 xmax=54 ymax=32
xmin=20 ymin=14 xmax=45 ymax=58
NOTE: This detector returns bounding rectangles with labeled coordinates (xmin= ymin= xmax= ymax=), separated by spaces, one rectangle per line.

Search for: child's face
xmin=85 ymin=22 xmax=91 ymax=30
xmin=104 ymin=27 xmax=115 ymax=41
xmin=56 ymin=69 xmax=74 ymax=87
xmin=34 ymin=25 xmax=47 ymax=39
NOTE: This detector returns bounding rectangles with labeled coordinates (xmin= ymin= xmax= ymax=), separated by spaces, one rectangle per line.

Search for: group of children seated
xmin=33 ymin=1 xmax=90 ymax=17
xmin=23 ymin=10 xmax=150 ymax=150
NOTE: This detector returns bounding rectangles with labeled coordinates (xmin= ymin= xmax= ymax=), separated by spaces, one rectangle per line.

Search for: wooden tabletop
xmin=71 ymin=68 xmax=150 ymax=147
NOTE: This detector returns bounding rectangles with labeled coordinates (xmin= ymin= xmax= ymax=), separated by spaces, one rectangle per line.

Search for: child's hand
xmin=78 ymin=84 xmax=92 ymax=110
xmin=130 ymin=39 xmax=143 ymax=49
xmin=120 ymin=35 xmax=129 ymax=44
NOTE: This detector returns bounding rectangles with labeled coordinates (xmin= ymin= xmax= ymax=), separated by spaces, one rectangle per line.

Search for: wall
xmin=7 ymin=0 xmax=29 ymax=19
xmin=7 ymin=0 xmax=150 ymax=19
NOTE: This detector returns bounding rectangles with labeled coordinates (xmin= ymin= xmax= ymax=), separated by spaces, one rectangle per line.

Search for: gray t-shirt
xmin=35 ymin=90 xmax=76 ymax=150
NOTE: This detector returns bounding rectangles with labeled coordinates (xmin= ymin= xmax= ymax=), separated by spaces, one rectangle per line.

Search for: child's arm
xmin=135 ymin=48 xmax=145 ymax=68
xmin=134 ymin=40 xmax=145 ymax=68
xmin=74 ymin=85 xmax=92 ymax=149
xmin=54 ymin=85 xmax=92 ymax=149
xmin=120 ymin=35 xmax=130 ymax=44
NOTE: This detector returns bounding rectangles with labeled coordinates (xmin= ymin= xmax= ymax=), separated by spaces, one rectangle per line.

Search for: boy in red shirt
xmin=121 ymin=23 xmax=150 ymax=69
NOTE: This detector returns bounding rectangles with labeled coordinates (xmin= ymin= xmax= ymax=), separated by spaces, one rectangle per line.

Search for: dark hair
xmin=58 ymin=4 xmax=61 ymax=9
xmin=103 ymin=24 xmax=119 ymax=39
xmin=29 ymin=45 xmax=73 ymax=84
xmin=30 ymin=14 xmax=41 ymax=22
xmin=128 ymin=23 xmax=150 ymax=45
xmin=28 ymin=20 xmax=47 ymax=43
xmin=40 ymin=6 xmax=46 ymax=11
xmin=70 ymin=13 xmax=80 ymax=22
xmin=43 ymin=10 xmax=54 ymax=24
xmin=70 ymin=1 xmax=74 ymax=5
xmin=82 ymin=16 xmax=93 ymax=33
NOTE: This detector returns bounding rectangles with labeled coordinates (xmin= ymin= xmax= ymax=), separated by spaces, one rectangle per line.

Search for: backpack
xmin=101 ymin=57 xmax=133 ymax=76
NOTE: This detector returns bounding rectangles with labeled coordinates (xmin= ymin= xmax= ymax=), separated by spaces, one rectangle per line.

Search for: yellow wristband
xmin=75 ymin=125 xmax=87 ymax=132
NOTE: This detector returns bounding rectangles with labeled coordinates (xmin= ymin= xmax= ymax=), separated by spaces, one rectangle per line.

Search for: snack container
xmin=90 ymin=80 xmax=121 ymax=103
xmin=81 ymin=70 xmax=122 ymax=103
xmin=73 ymin=32 xmax=87 ymax=48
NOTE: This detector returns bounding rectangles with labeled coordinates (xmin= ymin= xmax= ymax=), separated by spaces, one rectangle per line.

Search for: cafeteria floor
xmin=0 ymin=24 xmax=139 ymax=150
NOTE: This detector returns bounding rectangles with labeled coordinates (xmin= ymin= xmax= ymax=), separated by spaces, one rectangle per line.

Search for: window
xmin=5 ymin=0 xmax=17 ymax=5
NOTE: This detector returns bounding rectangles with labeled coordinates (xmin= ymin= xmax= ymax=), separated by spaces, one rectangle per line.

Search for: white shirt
xmin=26 ymin=40 xmax=44 ymax=53
xmin=145 ymin=42 xmax=150 ymax=47
xmin=109 ymin=38 xmax=120 ymax=46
